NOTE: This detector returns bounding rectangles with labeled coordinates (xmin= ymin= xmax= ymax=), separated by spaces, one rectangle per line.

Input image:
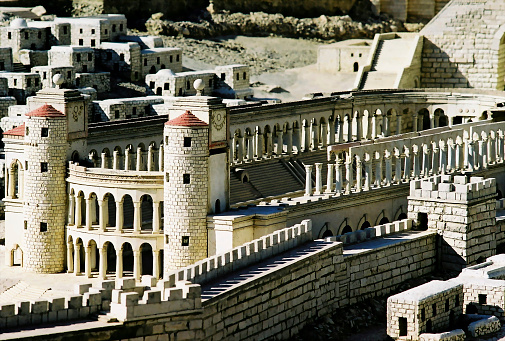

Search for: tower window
xmin=182 ymin=236 xmax=189 ymax=246
xmin=236 ymin=73 xmax=239 ymax=81
xmin=243 ymin=72 xmax=246 ymax=80
xmin=7 ymin=32 xmax=11 ymax=39
xmin=144 ymin=59 xmax=147 ymax=66
xmin=25 ymin=161 xmax=28 ymax=170
xmin=105 ymin=29 xmax=108 ymax=35
xmin=79 ymin=39 xmax=83 ymax=46
xmin=184 ymin=137 xmax=191 ymax=147
xmin=114 ymin=110 xmax=119 ymax=119
xmin=41 ymin=127 xmax=48 ymax=137
xmin=399 ymin=317 xmax=407 ymax=337
xmin=120 ymin=24 xmax=123 ymax=31
xmin=157 ymin=57 xmax=160 ymax=65
xmin=479 ymin=294 xmax=487 ymax=304
xmin=76 ymin=54 xmax=81 ymax=62
xmin=79 ymin=28 xmax=83 ymax=34
xmin=183 ymin=174 xmax=190 ymax=184
xmin=164 ymin=83 xmax=169 ymax=90
xmin=38 ymin=31 xmax=42 ymax=39
xmin=35 ymin=78 xmax=39 ymax=86
xmin=43 ymin=72 xmax=47 ymax=79
xmin=63 ymin=26 xmax=67 ymax=34
xmin=40 ymin=222 xmax=47 ymax=232
xmin=91 ymin=39 xmax=95 ymax=47
xmin=67 ymin=71 xmax=71 ymax=78
xmin=170 ymin=55 xmax=173 ymax=63
xmin=24 ymin=32 xmax=28 ymax=40
xmin=176 ymin=55 xmax=180 ymax=62
xmin=24 ymin=220 xmax=27 ymax=229
xmin=41 ymin=162 xmax=48 ymax=172
xmin=432 ymin=303 xmax=437 ymax=316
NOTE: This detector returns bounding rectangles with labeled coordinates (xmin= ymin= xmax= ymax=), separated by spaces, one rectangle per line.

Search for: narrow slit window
xmin=184 ymin=137 xmax=191 ymax=147
xmin=183 ymin=174 xmax=190 ymax=184
xmin=40 ymin=222 xmax=47 ymax=232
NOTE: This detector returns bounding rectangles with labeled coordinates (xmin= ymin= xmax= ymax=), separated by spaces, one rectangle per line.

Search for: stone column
xmin=98 ymin=199 xmax=106 ymax=232
xmin=113 ymin=150 xmax=119 ymax=170
xmin=74 ymin=244 xmax=81 ymax=276
xmin=480 ymin=138 xmax=488 ymax=169
xmin=246 ymin=136 xmax=253 ymax=160
xmin=440 ymin=143 xmax=447 ymax=174
xmin=347 ymin=116 xmax=352 ymax=142
xmin=158 ymin=145 xmax=164 ymax=171
xmin=422 ymin=145 xmax=430 ymax=176
xmin=429 ymin=113 xmax=435 ymax=129
xmin=237 ymin=136 xmax=244 ymax=162
xmin=75 ymin=195 xmax=82 ymax=227
xmin=68 ymin=193 xmax=75 ymax=225
xmin=321 ymin=123 xmax=327 ymax=147
xmin=294 ymin=126 xmax=302 ymax=153
xmin=310 ymin=122 xmax=318 ymax=150
xmin=115 ymin=200 xmax=123 ymax=233
xmin=276 ymin=130 xmax=283 ymax=155
xmin=84 ymin=246 xmax=91 ymax=278
xmin=383 ymin=114 xmax=390 ymax=137
xmin=384 ymin=152 xmax=392 ymax=185
xmin=101 ymin=153 xmax=107 ymax=169
xmin=412 ymin=113 xmax=418 ymax=132
xmin=370 ymin=114 xmax=377 ymax=140
xmin=152 ymin=201 xmax=160 ymax=233
xmin=286 ymin=128 xmax=293 ymax=155
xmin=375 ymin=155 xmax=382 ymax=187
xmin=136 ymin=147 xmax=142 ymax=171
xmin=335 ymin=158 xmax=343 ymax=194
xmin=355 ymin=114 xmax=362 ymax=141
xmin=85 ymin=198 xmax=92 ymax=230
xmin=99 ymin=247 xmax=106 ymax=280
xmin=325 ymin=163 xmax=335 ymax=193
xmin=328 ymin=119 xmax=335 ymax=145
xmin=447 ymin=141 xmax=454 ymax=173
xmin=305 ymin=165 xmax=313 ymax=196
xmin=345 ymin=157 xmax=353 ymax=193
xmin=314 ymin=163 xmax=323 ymax=195
xmin=467 ymin=140 xmax=475 ymax=171
xmin=364 ymin=159 xmax=372 ymax=191
xmin=394 ymin=151 xmax=402 ymax=183
xmin=133 ymin=250 xmax=140 ymax=281
xmin=133 ymin=201 xmax=141 ymax=233
xmin=396 ymin=114 xmax=402 ymax=135
xmin=338 ymin=118 xmax=344 ymax=143
xmin=147 ymin=145 xmax=154 ymax=171
xmin=355 ymin=157 xmax=362 ymax=192
xmin=403 ymin=151 xmax=410 ymax=180
xmin=124 ymin=149 xmax=130 ymax=170
xmin=116 ymin=248 xmax=123 ymax=278
xmin=153 ymin=250 xmax=160 ymax=279
xmin=230 ymin=134 xmax=236 ymax=162
xmin=497 ymin=132 xmax=504 ymax=163
xmin=266 ymin=132 xmax=273 ymax=157
xmin=412 ymin=148 xmax=420 ymax=179
xmin=256 ymin=130 xmax=263 ymax=159
xmin=431 ymin=146 xmax=439 ymax=174
xmin=455 ymin=142 xmax=462 ymax=170
xmin=67 ymin=242 xmax=74 ymax=273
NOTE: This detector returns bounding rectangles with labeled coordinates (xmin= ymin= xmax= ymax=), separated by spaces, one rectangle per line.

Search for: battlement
xmin=338 ymin=218 xmax=413 ymax=245
xmin=109 ymin=277 xmax=201 ymax=322
xmin=409 ymin=175 xmax=496 ymax=202
xmin=162 ymin=219 xmax=312 ymax=287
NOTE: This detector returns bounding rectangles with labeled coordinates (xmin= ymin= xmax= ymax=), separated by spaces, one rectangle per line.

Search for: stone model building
xmin=5 ymin=2 xmax=505 ymax=340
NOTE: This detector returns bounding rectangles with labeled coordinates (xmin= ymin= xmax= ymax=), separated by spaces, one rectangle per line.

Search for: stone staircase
xmin=360 ymin=37 xmax=417 ymax=90
xmin=12 ymin=62 xmax=30 ymax=73
xmin=0 ymin=281 xmax=49 ymax=305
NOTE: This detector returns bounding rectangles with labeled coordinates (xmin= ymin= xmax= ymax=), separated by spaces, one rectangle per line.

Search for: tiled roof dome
xmin=26 ymin=104 xmax=65 ymax=118
xmin=165 ymin=110 xmax=208 ymax=127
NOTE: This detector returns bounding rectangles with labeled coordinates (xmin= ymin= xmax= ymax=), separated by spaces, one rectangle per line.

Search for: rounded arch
xmin=353 ymin=62 xmax=359 ymax=72
xmin=360 ymin=221 xmax=371 ymax=230
xmin=104 ymin=241 xmax=116 ymax=273
xmin=140 ymin=194 xmax=153 ymax=230
xmin=121 ymin=242 xmax=134 ymax=277
xmin=140 ymin=243 xmax=153 ymax=276
xmin=341 ymin=225 xmax=352 ymax=234
xmin=71 ymin=150 xmax=80 ymax=163
xmin=122 ymin=194 xmax=134 ymax=229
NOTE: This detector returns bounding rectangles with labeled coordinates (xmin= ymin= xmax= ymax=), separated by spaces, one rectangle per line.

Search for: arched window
xmin=215 ymin=199 xmax=221 ymax=214
xmin=353 ymin=62 xmax=359 ymax=72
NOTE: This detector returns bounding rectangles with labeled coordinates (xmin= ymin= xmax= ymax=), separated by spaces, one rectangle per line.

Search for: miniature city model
xmin=3 ymin=0 xmax=505 ymax=340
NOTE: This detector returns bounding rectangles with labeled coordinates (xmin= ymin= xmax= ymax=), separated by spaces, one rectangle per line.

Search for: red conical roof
xmin=165 ymin=110 xmax=208 ymax=127
xmin=26 ymin=104 xmax=65 ymax=118
xmin=3 ymin=123 xmax=25 ymax=136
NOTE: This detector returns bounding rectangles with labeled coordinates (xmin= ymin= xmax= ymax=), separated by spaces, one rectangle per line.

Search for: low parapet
xmin=109 ymin=277 xmax=201 ymax=322
xmin=338 ymin=218 xmax=413 ymax=245
xmin=410 ymin=175 xmax=496 ymax=202
xmin=161 ymin=219 xmax=313 ymax=288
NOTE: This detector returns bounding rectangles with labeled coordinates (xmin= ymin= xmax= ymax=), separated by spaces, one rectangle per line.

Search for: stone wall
xmin=420 ymin=0 xmax=505 ymax=90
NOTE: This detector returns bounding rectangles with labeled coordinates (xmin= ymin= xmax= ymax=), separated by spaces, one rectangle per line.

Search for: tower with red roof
xmin=23 ymin=104 xmax=68 ymax=273
xmin=163 ymin=110 xmax=210 ymax=271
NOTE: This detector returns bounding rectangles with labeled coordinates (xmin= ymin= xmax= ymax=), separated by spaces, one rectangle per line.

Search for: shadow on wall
xmin=420 ymin=39 xmax=471 ymax=89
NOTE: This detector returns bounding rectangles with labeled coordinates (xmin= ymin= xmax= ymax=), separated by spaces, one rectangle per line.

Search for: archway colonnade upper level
xmin=228 ymin=89 xmax=505 ymax=165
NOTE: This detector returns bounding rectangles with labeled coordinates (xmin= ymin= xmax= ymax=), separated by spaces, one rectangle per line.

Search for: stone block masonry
xmin=408 ymin=175 xmax=496 ymax=271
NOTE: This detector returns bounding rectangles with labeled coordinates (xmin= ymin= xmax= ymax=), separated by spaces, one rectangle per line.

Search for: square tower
xmin=408 ymin=175 xmax=497 ymax=271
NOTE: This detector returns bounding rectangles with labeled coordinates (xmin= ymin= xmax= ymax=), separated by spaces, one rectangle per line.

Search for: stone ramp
xmin=200 ymin=240 xmax=335 ymax=300
xmin=359 ymin=36 xmax=419 ymax=90
xmin=0 ymin=281 xmax=50 ymax=305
